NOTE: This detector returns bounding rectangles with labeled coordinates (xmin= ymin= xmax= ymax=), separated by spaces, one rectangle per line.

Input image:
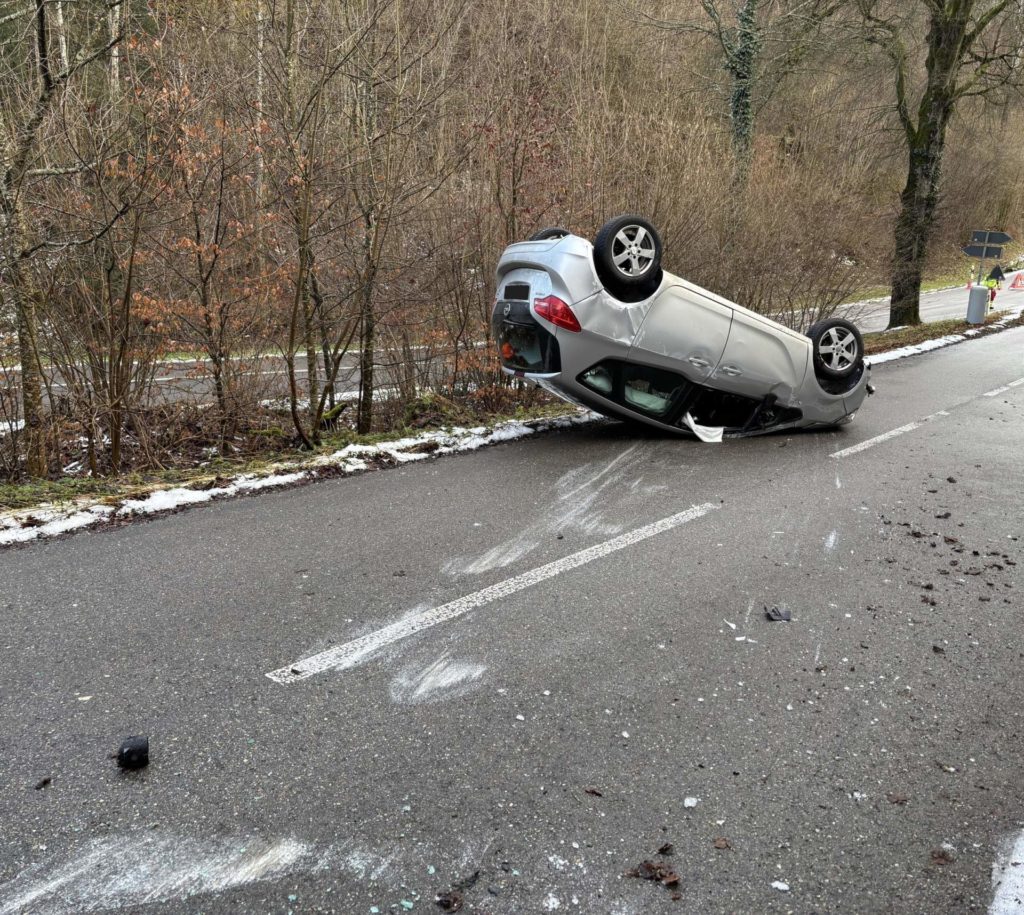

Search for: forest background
xmin=1 ymin=0 xmax=1021 ymax=483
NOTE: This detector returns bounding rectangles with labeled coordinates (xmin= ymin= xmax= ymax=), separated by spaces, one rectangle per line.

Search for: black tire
xmin=529 ymin=227 xmax=571 ymax=241
xmin=807 ymin=318 xmax=864 ymax=380
xmin=593 ymin=215 xmax=663 ymax=296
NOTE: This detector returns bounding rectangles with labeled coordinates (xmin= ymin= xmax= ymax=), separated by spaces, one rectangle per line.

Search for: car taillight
xmin=533 ymin=295 xmax=581 ymax=333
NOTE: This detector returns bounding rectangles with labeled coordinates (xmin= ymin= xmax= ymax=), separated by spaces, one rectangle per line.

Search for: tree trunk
xmin=356 ymin=275 xmax=375 ymax=435
xmin=888 ymin=144 xmax=945 ymax=327
xmin=887 ymin=9 xmax=962 ymax=328
xmin=2 ymin=192 xmax=47 ymax=476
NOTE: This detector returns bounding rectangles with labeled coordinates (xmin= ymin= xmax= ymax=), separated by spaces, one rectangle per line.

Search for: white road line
xmin=830 ymin=411 xmax=949 ymax=459
xmin=266 ymin=502 xmax=720 ymax=684
xmin=983 ymin=377 xmax=1024 ymax=397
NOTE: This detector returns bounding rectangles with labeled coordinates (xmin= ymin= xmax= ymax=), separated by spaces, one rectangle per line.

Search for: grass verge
xmin=862 ymin=308 xmax=1022 ymax=355
xmin=0 ymin=400 xmax=574 ymax=512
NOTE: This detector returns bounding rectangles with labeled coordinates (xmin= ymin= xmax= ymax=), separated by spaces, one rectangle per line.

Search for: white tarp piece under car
xmin=682 ymin=412 xmax=724 ymax=443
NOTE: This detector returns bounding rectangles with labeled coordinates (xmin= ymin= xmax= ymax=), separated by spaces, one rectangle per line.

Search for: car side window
xmin=622 ymin=364 xmax=686 ymax=416
xmin=580 ymin=360 xmax=688 ymax=418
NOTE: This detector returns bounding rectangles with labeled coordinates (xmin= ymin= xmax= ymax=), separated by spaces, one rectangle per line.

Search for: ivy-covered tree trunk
xmin=726 ymin=0 xmax=760 ymax=180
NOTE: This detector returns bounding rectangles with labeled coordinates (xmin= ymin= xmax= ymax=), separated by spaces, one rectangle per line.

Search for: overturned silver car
xmin=492 ymin=215 xmax=871 ymax=439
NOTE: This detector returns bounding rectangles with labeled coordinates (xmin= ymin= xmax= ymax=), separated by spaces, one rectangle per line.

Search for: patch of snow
xmin=0 ymin=506 xmax=112 ymax=546
xmin=990 ymin=830 xmax=1024 ymax=914
xmin=118 ymin=486 xmax=216 ymax=515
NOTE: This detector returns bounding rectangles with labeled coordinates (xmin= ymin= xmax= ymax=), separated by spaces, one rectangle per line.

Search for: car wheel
xmin=808 ymin=318 xmax=864 ymax=380
xmin=593 ymin=215 xmax=663 ymax=296
xmin=529 ymin=227 xmax=571 ymax=241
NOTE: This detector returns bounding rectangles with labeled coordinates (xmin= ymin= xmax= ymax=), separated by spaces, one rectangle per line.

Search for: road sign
xmin=971 ymin=230 xmax=1012 ymax=245
xmin=962 ymin=244 xmax=1003 ymax=259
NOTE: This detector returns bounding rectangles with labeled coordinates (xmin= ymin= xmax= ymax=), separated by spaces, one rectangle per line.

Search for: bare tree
xmin=642 ymin=0 xmax=842 ymax=178
xmin=856 ymin=0 xmax=1023 ymax=327
xmin=0 ymin=1 xmax=125 ymax=476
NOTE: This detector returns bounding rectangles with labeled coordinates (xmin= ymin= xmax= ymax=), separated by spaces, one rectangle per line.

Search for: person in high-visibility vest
xmin=983 ymin=276 xmax=999 ymax=309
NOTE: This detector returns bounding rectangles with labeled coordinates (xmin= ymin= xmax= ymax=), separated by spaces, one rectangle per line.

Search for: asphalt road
xmin=849 ymin=274 xmax=1022 ymax=333
xmin=1 ymin=328 xmax=1023 ymax=914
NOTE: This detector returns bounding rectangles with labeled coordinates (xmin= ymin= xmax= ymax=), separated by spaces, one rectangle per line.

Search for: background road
xmin=1 ymin=328 xmax=1023 ymax=913
xmin=8 ymin=277 xmax=1018 ymax=408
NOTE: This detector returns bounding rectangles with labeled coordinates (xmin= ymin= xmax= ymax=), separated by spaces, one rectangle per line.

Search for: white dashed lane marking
xmin=983 ymin=377 xmax=1024 ymax=397
xmin=830 ymin=411 xmax=949 ymax=459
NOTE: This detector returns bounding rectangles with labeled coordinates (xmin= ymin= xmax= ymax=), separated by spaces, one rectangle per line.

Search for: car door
xmin=710 ymin=309 xmax=809 ymax=400
xmin=626 ymin=284 xmax=733 ymax=381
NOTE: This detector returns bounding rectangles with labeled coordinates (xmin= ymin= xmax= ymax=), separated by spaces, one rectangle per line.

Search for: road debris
xmin=33 ymin=777 xmax=51 ymax=790
xmin=683 ymin=797 xmax=699 ymax=808
xmin=712 ymin=837 xmax=732 ymax=850
xmin=115 ymin=736 xmax=149 ymax=770
xmin=434 ymin=888 xmax=464 ymax=911
xmin=764 ymin=605 xmax=791 ymax=622
xmin=584 ymin=787 xmax=604 ymax=797
xmin=771 ymin=881 xmax=790 ymax=892
xmin=624 ymin=859 xmax=680 ymax=888
xmin=930 ymin=846 xmax=955 ymax=865
xmin=657 ymin=843 xmax=674 ymax=856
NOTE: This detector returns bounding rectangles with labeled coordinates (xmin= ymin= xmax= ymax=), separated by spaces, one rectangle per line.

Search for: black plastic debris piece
xmin=435 ymin=890 xmax=464 ymax=911
xmin=584 ymin=787 xmax=604 ymax=797
xmin=657 ymin=842 xmax=674 ymax=856
xmin=764 ymin=605 xmax=791 ymax=622
xmin=116 ymin=736 xmax=149 ymax=770
xmin=34 ymin=777 xmax=51 ymax=790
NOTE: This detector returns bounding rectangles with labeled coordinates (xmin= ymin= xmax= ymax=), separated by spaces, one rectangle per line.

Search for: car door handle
xmin=719 ymin=365 xmax=743 ymax=376
xmin=687 ymin=356 xmax=711 ymax=368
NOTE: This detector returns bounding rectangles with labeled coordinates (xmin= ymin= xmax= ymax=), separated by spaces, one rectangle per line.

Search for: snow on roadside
xmin=0 ymin=413 xmax=597 ymax=547
xmin=869 ymin=304 xmax=1024 ymax=365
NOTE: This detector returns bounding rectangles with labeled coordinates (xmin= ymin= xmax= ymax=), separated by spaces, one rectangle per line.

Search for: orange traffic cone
xmin=1010 ymin=273 xmax=1024 ymax=290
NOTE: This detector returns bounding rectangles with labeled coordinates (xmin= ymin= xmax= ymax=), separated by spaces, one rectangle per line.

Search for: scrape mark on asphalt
xmin=824 ymin=529 xmax=839 ymax=552
xmin=267 ymin=502 xmax=720 ymax=684
xmin=442 ymin=445 xmax=641 ymax=576
xmin=989 ymin=830 xmax=1024 ymax=914
xmin=0 ymin=833 xmax=309 ymax=914
xmin=390 ymin=653 xmax=487 ymax=703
